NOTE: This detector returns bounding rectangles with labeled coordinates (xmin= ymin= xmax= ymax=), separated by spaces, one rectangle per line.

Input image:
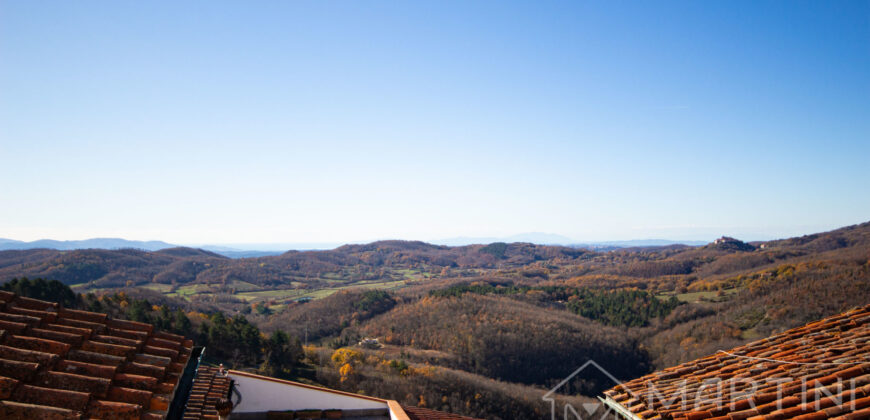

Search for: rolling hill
xmin=1 ymin=222 xmax=867 ymax=419
xmin=0 ymin=222 xmax=867 ymax=299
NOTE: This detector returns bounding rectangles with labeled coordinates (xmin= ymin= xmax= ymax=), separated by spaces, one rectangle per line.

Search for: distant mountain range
xmin=432 ymin=234 xmax=706 ymax=248
xmin=0 ymin=234 xmax=708 ymax=257
xmin=432 ymin=233 xmax=576 ymax=246
xmin=571 ymin=239 xmax=708 ymax=249
xmin=1 ymin=221 xmax=867 ymax=292
xmin=0 ymin=238 xmax=175 ymax=251
xmin=0 ymin=238 xmax=287 ymax=258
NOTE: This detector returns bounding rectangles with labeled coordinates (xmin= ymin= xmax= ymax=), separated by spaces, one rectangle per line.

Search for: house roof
xmin=226 ymin=369 xmax=391 ymax=403
xmin=0 ymin=290 xmax=193 ymax=419
xmin=183 ymin=367 xmax=482 ymax=420
xmin=602 ymin=304 xmax=870 ymax=420
xmin=181 ymin=365 xmax=230 ymax=420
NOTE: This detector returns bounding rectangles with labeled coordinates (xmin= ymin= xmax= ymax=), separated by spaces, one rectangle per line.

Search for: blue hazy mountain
xmin=433 ymin=233 xmax=576 ymax=246
xmin=0 ymin=238 xmax=175 ymax=251
xmin=0 ymin=235 xmax=706 ymax=257
xmin=0 ymin=238 xmax=307 ymax=258
xmin=433 ymin=233 xmax=706 ymax=248
xmin=574 ymin=239 xmax=708 ymax=248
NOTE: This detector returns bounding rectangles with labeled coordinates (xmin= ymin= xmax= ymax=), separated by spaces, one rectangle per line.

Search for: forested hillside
xmin=1 ymin=222 xmax=868 ymax=419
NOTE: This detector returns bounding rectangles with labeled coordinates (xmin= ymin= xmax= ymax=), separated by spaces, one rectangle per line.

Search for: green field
xmin=68 ymin=265 xmax=428 ymax=306
xmin=142 ymin=277 xmax=413 ymax=304
xmin=140 ymin=283 xmax=174 ymax=293
xmin=169 ymin=283 xmax=213 ymax=298
xmin=658 ymin=288 xmax=740 ymax=303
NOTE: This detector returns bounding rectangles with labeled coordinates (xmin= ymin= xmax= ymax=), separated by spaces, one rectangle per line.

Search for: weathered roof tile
xmin=86 ymin=399 xmax=142 ymax=420
xmin=55 ymin=359 xmax=117 ymax=379
xmin=81 ymin=339 xmax=136 ymax=358
xmin=12 ymin=384 xmax=91 ymax=411
xmin=0 ymin=344 xmax=59 ymax=365
xmin=0 ymin=291 xmax=15 ymax=303
xmin=0 ymin=400 xmax=81 ymax=420
xmin=0 ymin=375 xmax=19 ymax=399
xmin=402 ymin=405 xmax=480 ymax=419
xmin=105 ymin=385 xmax=153 ymax=407
xmin=7 ymin=334 xmax=72 ymax=355
xmin=0 ymin=291 xmax=192 ymax=418
xmin=13 ymin=296 xmax=58 ymax=311
xmin=0 ymin=319 xmax=28 ymax=334
xmin=106 ymin=318 xmax=154 ymax=334
xmin=604 ymin=304 xmax=870 ymax=420
xmin=113 ymin=372 xmax=158 ymax=390
xmin=30 ymin=327 xmax=85 ymax=346
xmin=34 ymin=370 xmax=112 ymax=397
xmin=67 ymin=348 xmax=126 ymax=367
xmin=7 ymin=305 xmax=58 ymax=322
xmin=58 ymin=307 xmax=107 ymax=324
xmin=0 ymin=357 xmax=40 ymax=381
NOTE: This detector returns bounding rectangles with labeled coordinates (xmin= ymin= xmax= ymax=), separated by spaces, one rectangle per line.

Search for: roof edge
xmin=387 ymin=400 xmax=411 ymax=420
xmin=599 ymin=396 xmax=643 ymax=420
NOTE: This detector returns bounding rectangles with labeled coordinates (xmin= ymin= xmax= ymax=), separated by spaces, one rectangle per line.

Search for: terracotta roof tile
xmin=107 ymin=318 xmax=154 ymax=334
xmin=12 ymin=384 xmax=91 ymax=411
xmin=0 ymin=357 xmax=39 ymax=381
xmin=153 ymin=330 xmax=185 ymax=343
xmin=106 ymin=385 xmax=154 ymax=407
xmin=109 ymin=327 xmax=151 ymax=341
xmin=114 ymin=372 xmax=159 ymax=390
xmin=123 ymin=361 xmax=167 ymax=378
xmin=91 ymin=333 xmax=143 ymax=349
xmin=143 ymin=344 xmax=179 ymax=359
xmin=150 ymin=394 xmax=170 ymax=411
xmin=146 ymin=336 xmax=180 ymax=350
xmin=67 ymin=348 xmax=126 ymax=367
xmin=181 ymin=365 xmax=232 ymax=419
xmin=13 ymin=296 xmax=58 ymax=311
xmin=133 ymin=352 xmax=172 ymax=367
xmin=141 ymin=412 xmax=165 ymax=420
xmin=0 ymin=291 xmax=193 ymax=419
xmin=7 ymin=334 xmax=71 ymax=355
xmin=56 ymin=359 xmax=118 ymax=379
xmin=0 ymin=400 xmax=81 ymax=419
xmin=0 ymin=344 xmax=59 ymax=365
xmin=0 ymin=311 xmax=42 ymax=326
xmin=81 ymin=339 xmax=137 ymax=358
xmin=87 ymin=399 xmax=142 ymax=419
xmin=7 ymin=305 xmax=58 ymax=322
xmin=0 ymin=376 xmax=19 ymax=399
xmin=30 ymin=327 xmax=85 ymax=346
xmin=0 ymin=319 xmax=28 ymax=334
xmin=42 ymin=323 xmax=94 ymax=339
xmin=402 ymin=405 xmax=481 ymax=420
xmin=604 ymin=304 xmax=870 ymax=420
xmin=35 ymin=370 xmax=113 ymax=397
xmin=0 ymin=291 xmax=14 ymax=303
xmin=56 ymin=317 xmax=107 ymax=334
xmin=59 ymin=307 xmax=108 ymax=324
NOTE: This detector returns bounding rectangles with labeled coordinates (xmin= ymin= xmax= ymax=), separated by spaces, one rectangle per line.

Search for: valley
xmin=1 ymin=222 xmax=868 ymax=419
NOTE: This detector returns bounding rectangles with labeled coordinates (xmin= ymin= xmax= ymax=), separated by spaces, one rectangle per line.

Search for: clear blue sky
xmin=1 ymin=1 xmax=868 ymax=245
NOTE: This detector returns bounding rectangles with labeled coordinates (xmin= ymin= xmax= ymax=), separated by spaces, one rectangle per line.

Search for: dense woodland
xmin=1 ymin=222 xmax=869 ymax=419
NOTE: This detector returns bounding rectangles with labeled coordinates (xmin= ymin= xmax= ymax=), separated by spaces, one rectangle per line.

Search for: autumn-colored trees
xmin=428 ymin=282 xmax=681 ymax=327
xmin=356 ymin=294 xmax=652 ymax=394
xmin=258 ymin=289 xmax=396 ymax=339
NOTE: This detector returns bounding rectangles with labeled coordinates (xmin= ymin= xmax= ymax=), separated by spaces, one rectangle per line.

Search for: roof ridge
xmin=603 ymin=304 xmax=870 ymax=420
